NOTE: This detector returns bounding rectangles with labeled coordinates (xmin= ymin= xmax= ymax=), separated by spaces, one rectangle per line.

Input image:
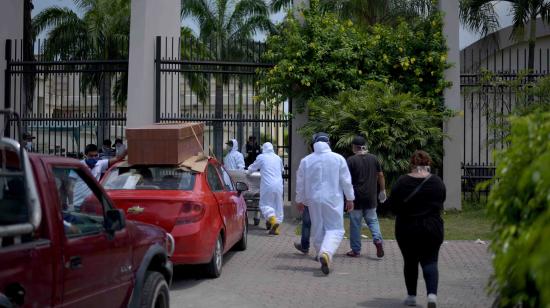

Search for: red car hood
xmin=107 ymin=190 xmax=195 ymax=232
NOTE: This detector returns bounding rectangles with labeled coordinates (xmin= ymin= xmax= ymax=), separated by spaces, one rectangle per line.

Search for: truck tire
xmin=234 ymin=216 xmax=247 ymax=251
xmin=140 ymin=271 xmax=169 ymax=308
xmin=205 ymin=234 xmax=223 ymax=278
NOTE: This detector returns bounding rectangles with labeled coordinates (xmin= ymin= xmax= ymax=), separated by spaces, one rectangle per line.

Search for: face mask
xmin=25 ymin=142 xmax=32 ymax=151
xmin=85 ymin=158 xmax=99 ymax=169
xmin=416 ymin=166 xmax=431 ymax=173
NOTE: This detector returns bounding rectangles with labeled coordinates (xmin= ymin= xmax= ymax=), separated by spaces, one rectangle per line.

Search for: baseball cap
xmin=351 ymin=136 xmax=366 ymax=146
xmin=312 ymin=132 xmax=330 ymax=144
xmin=225 ymin=140 xmax=234 ymax=147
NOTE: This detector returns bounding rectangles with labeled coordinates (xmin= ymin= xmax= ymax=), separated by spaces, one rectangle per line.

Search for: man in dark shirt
xmin=346 ymin=136 xmax=387 ymax=258
xmin=245 ymin=136 xmax=261 ymax=168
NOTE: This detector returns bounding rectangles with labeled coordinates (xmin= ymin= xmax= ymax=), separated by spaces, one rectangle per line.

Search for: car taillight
xmin=175 ymin=202 xmax=205 ymax=224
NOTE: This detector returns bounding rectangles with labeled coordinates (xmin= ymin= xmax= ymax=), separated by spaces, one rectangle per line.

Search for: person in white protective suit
xmin=295 ymin=132 xmax=355 ymax=275
xmin=246 ymin=142 xmax=284 ymax=235
xmin=223 ymin=139 xmax=245 ymax=170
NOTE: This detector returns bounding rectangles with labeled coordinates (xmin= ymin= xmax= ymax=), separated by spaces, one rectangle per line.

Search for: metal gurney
xmin=227 ymin=170 xmax=261 ymax=225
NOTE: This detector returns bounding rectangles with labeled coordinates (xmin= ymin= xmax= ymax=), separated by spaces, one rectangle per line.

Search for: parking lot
xmin=169 ymin=222 xmax=493 ymax=308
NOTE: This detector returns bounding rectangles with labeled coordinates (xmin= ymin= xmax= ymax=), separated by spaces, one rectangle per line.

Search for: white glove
xmin=378 ymin=190 xmax=387 ymax=203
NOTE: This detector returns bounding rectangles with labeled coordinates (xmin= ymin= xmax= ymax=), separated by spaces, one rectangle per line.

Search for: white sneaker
xmin=427 ymin=294 xmax=437 ymax=308
xmin=404 ymin=295 xmax=416 ymax=306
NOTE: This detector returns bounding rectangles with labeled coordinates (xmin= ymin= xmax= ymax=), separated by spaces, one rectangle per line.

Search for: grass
xmin=296 ymin=207 xmax=493 ymax=241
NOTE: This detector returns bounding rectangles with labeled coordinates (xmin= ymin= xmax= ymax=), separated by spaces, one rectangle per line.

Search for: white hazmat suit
xmin=247 ymin=142 xmax=284 ymax=224
xmin=295 ymin=141 xmax=355 ymax=261
xmin=223 ymin=139 xmax=245 ymax=170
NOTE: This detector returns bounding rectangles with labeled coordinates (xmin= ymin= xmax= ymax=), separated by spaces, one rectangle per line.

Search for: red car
xmin=101 ymin=157 xmax=248 ymax=278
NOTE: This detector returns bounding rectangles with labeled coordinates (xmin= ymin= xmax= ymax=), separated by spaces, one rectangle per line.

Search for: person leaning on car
xmin=69 ymin=143 xmax=127 ymax=209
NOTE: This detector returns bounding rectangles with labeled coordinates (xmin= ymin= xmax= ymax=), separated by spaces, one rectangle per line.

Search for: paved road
xmin=170 ymin=222 xmax=493 ymax=308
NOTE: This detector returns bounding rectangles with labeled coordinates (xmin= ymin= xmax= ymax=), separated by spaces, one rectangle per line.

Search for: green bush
xmin=259 ymin=2 xmax=449 ymax=111
xmin=260 ymin=7 xmax=369 ymax=109
xmin=300 ymin=81 xmax=451 ymax=186
xmin=515 ymin=75 xmax=550 ymax=115
xmin=367 ymin=19 xmax=450 ymax=110
xmin=487 ymin=112 xmax=550 ymax=307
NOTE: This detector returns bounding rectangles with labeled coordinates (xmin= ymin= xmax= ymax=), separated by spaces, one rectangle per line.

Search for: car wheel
xmin=234 ymin=216 xmax=248 ymax=251
xmin=206 ymin=234 xmax=223 ymax=278
xmin=139 ymin=271 xmax=169 ymax=308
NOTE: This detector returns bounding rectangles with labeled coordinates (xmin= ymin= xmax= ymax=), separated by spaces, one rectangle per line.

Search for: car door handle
xmin=66 ymin=256 xmax=82 ymax=269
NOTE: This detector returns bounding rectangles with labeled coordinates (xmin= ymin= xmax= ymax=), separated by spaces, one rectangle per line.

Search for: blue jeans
xmin=301 ymin=206 xmax=311 ymax=250
xmin=349 ymin=208 xmax=383 ymax=253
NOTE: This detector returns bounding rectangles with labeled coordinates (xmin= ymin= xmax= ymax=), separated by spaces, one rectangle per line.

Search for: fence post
xmin=3 ymin=40 xmax=12 ymax=138
xmin=155 ymin=36 xmax=161 ymax=123
xmin=287 ymin=101 xmax=292 ymax=203
xmin=4 ymin=39 xmax=11 ymax=110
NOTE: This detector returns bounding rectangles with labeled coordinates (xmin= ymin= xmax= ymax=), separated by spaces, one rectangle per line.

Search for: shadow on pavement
xmin=358 ymin=298 xmax=420 ymax=308
xmin=272 ymin=264 xmax=319 ymax=274
xmin=170 ymin=251 xmax=238 ymax=291
xmin=273 ymin=252 xmax=309 ymax=260
xmin=366 ymin=256 xmax=383 ymax=261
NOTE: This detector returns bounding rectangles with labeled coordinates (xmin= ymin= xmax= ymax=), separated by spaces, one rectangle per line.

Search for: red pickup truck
xmin=0 ymin=112 xmax=174 ymax=308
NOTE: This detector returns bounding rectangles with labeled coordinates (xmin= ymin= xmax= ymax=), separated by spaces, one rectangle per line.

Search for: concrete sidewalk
xmin=170 ymin=222 xmax=493 ymax=308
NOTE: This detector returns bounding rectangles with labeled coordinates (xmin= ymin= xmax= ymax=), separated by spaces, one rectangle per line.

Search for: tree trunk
xmin=213 ymin=37 xmax=224 ymax=160
xmin=527 ymin=15 xmax=537 ymax=74
xmin=527 ymin=14 xmax=537 ymax=105
xmin=213 ymin=77 xmax=224 ymax=160
xmin=97 ymin=75 xmax=111 ymax=145
xmin=22 ymin=0 xmax=35 ymax=118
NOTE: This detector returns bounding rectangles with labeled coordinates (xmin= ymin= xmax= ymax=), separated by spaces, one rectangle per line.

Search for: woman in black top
xmin=388 ymin=150 xmax=446 ymax=308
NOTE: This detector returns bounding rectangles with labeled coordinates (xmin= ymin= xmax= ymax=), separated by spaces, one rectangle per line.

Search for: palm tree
xmin=181 ymin=0 xmax=275 ymax=159
xmin=32 ymin=0 xmax=130 ymax=144
xmin=23 ymin=0 xmax=35 ymax=117
xmin=459 ymin=0 xmax=550 ymax=73
xmin=270 ymin=0 xmax=436 ymax=27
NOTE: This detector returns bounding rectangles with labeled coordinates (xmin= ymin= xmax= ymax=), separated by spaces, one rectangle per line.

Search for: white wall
xmin=0 ymin=0 xmax=23 ymax=124
xmin=461 ymin=19 xmax=550 ymax=73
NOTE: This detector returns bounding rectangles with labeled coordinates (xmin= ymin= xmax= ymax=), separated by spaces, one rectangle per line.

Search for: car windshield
xmin=103 ymin=166 xmax=195 ymax=190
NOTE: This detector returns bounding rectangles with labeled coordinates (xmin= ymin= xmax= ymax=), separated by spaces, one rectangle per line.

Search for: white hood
xmin=223 ymin=139 xmax=245 ymax=170
xmin=230 ymin=139 xmax=239 ymax=152
xmin=262 ymin=142 xmax=274 ymax=154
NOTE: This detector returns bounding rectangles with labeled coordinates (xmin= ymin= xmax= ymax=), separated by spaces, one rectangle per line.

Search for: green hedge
xmin=487 ymin=112 xmax=550 ymax=307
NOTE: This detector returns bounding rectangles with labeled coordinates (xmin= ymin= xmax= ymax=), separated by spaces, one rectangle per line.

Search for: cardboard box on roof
xmin=126 ymin=122 xmax=204 ymax=165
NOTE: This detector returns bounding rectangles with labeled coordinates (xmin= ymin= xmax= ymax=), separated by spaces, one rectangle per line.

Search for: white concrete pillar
xmin=288 ymin=0 xmax=310 ymax=219
xmin=0 ymin=0 xmax=23 ymax=133
xmin=127 ymin=0 xmax=180 ymax=128
xmin=439 ymin=0 xmax=463 ymax=209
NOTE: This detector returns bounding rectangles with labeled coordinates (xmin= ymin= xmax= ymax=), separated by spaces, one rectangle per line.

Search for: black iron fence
xmin=459 ymin=46 xmax=550 ymax=195
xmin=154 ymin=36 xmax=292 ymax=199
xmin=3 ymin=38 xmax=128 ymax=158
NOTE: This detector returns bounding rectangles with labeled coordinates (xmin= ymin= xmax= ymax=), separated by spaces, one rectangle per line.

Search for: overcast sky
xmin=34 ymin=0 xmax=514 ymax=49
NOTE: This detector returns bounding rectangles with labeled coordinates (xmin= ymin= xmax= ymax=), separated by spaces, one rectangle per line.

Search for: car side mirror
xmin=235 ymin=181 xmax=248 ymax=196
xmin=105 ymin=209 xmax=126 ymax=235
